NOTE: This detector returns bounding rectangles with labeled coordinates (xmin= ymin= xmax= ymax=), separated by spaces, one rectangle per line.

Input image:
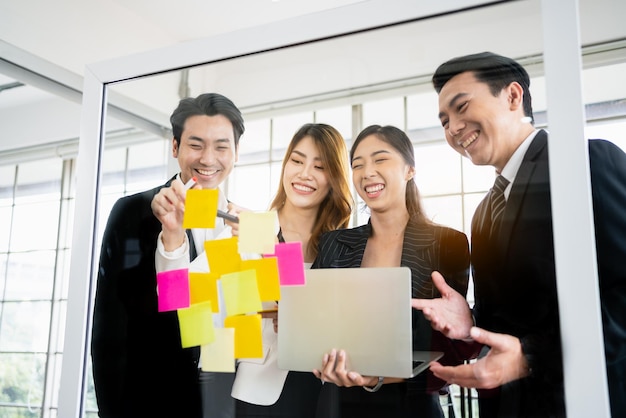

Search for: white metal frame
xmin=541 ymin=0 xmax=610 ymax=416
xmin=59 ymin=0 xmax=611 ymax=416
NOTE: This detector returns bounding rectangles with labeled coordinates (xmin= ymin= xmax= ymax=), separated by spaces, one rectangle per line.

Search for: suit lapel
xmin=497 ymin=131 xmax=548 ymax=251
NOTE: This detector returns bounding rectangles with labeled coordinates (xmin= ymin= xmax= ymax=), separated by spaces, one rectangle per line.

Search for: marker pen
xmin=217 ymin=210 xmax=239 ymax=224
xmin=184 ymin=177 xmax=197 ymax=191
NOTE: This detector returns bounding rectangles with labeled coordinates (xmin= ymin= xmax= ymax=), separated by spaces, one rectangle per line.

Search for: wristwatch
xmin=362 ymin=376 xmax=384 ymax=392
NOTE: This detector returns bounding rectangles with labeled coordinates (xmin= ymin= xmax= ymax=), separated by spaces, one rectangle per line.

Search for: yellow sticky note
xmin=238 ymin=211 xmax=277 ymax=254
xmin=177 ymin=301 xmax=215 ymax=348
xmin=240 ymin=257 xmax=281 ymax=302
xmin=201 ymin=328 xmax=236 ymax=372
xmin=189 ymin=272 xmax=220 ymax=312
xmin=224 ymin=314 xmax=263 ymax=358
xmin=221 ymin=270 xmax=263 ymax=316
xmin=183 ymin=189 xmax=219 ymax=229
xmin=204 ymin=237 xmax=241 ymax=275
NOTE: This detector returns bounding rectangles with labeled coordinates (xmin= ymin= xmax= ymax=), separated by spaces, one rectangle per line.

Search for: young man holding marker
xmin=91 ymin=93 xmax=244 ymax=418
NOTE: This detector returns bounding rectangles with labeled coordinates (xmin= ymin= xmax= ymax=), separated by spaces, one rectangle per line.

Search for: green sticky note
xmin=177 ymin=301 xmax=215 ymax=348
xmin=221 ymin=269 xmax=263 ymax=316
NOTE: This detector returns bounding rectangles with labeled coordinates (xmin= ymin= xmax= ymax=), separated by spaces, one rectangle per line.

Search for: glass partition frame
xmin=59 ymin=0 xmax=611 ymax=417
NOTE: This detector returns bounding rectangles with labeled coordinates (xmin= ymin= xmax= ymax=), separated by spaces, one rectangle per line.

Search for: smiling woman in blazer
xmin=312 ymin=125 xmax=470 ymax=418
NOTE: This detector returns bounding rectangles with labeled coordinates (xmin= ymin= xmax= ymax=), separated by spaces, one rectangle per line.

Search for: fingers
xmin=411 ymin=298 xmax=432 ymax=311
xmin=431 ymin=271 xmax=454 ymax=296
xmin=469 ymin=327 xmax=509 ymax=350
xmin=430 ymin=362 xmax=480 ymax=388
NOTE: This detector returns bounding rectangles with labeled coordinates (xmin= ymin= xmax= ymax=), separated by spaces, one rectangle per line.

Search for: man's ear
xmin=508 ymin=81 xmax=524 ymax=111
xmin=172 ymin=138 xmax=179 ymax=158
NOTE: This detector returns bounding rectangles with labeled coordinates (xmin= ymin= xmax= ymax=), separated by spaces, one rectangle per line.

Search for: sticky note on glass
xmin=204 ymin=237 xmax=241 ymax=275
xmin=275 ymin=241 xmax=305 ymax=285
xmin=221 ymin=270 xmax=263 ymax=316
xmin=241 ymin=257 xmax=280 ymax=301
xmin=189 ymin=272 xmax=220 ymax=312
xmin=183 ymin=189 xmax=219 ymax=229
xmin=157 ymin=268 xmax=190 ymax=311
xmin=224 ymin=314 xmax=263 ymax=358
xmin=177 ymin=301 xmax=215 ymax=348
xmin=238 ymin=211 xmax=277 ymax=254
xmin=201 ymin=328 xmax=236 ymax=372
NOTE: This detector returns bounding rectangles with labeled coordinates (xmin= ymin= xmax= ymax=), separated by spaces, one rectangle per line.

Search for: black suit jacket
xmin=312 ymin=219 xmax=470 ymax=394
xmin=91 ymin=177 xmax=201 ymax=418
xmin=471 ymin=130 xmax=626 ymax=417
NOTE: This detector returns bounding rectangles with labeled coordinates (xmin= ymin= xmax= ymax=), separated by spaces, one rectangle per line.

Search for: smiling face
xmin=350 ymin=134 xmax=414 ymax=214
xmin=172 ymin=114 xmax=238 ymax=189
xmin=282 ymin=135 xmax=330 ymax=211
xmin=437 ymin=71 xmax=532 ymax=172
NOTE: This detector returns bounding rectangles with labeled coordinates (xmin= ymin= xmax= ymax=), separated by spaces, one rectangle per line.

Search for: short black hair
xmin=170 ymin=93 xmax=245 ymax=148
xmin=432 ymin=52 xmax=534 ymax=123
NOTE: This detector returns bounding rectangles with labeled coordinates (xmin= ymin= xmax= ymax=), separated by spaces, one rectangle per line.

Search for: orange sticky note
xmin=240 ymin=257 xmax=281 ymax=302
xmin=183 ymin=189 xmax=219 ymax=229
xmin=238 ymin=211 xmax=277 ymax=254
xmin=221 ymin=270 xmax=263 ymax=316
xmin=201 ymin=328 xmax=236 ymax=372
xmin=177 ymin=301 xmax=215 ymax=348
xmin=224 ymin=314 xmax=263 ymax=358
xmin=204 ymin=237 xmax=241 ymax=275
xmin=189 ymin=272 xmax=220 ymax=312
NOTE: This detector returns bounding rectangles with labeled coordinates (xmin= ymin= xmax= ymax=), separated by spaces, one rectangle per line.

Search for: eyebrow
xmin=438 ymin=92 xmax=469 ymax=119
xmin=187 ymin=136 xmax=232 ymax=145
xmin=292 ymin=149 xmax=321 ymax=161
xmin=352 ymin=149 xmax=391 ymax=162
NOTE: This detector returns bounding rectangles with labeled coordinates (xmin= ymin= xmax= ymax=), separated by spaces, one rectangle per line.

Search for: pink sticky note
xmin=157 ymin=268 xmax=190 ymax=312
xmin=274 ymin=242 xmax=305 ymax=286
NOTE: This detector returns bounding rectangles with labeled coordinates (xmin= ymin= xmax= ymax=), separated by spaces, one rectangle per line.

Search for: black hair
xmin=170 ymin=93 xmax=245 ymax=147
xmin=432 ymin=52 xmax=534 ymax=123
xmin=350 ymin=125 xmax=430 ymax=224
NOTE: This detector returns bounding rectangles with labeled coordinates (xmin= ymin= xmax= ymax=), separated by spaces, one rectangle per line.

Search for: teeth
xmin=293 ymin=184 xmax=314 ymax=192
xmin=365 ymin=184 xmax=384 ymax=193
xmin=461 ymin=132 xmax=478 ymax=149
xmin=197 ymin=168 xmax=218 ymax=176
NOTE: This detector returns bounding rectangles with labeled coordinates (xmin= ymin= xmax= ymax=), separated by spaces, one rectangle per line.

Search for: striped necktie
xmin=186 ymin=229 xmax=198 ymax=261
xmin=489 ymin=175 xmax=510 ymax=237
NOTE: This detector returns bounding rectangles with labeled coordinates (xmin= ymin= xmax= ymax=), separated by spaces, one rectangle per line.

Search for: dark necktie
xmin=489 ymin=175 xmax=510 ymax=238
xmin=186 ymin=229 xmax=198 ymax=261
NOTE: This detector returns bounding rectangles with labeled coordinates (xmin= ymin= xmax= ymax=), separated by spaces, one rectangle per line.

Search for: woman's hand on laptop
xmin=313 ymin=349 xmax=403 ymax=388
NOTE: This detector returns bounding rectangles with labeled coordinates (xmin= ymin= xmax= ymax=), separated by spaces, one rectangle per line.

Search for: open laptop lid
xmin=277 ymin=267 xmax=441 ymax=378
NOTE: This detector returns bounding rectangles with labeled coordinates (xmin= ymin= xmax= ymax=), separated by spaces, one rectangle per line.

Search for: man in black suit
xmin=91 ymin=93 xmax=245 ymax=418
xmin=412 ymin=52 xmax=626 ymax=417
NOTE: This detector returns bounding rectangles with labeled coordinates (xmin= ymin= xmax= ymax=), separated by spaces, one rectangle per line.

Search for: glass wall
xmin=1 ymin=64 xmax=625 ymax=417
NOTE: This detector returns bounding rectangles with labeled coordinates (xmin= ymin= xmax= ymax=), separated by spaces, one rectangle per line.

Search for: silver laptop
xmin=277 ymin=267 xmax=443 ymax=378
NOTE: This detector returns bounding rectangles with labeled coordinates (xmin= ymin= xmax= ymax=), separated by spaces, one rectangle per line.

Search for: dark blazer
xmin=312 ymin=218 xmax=469 ymax=415
xmin=90 ymin=177 xmax=201 ymax=418
xmin=471 ymin=130 xmax=626 ymax=417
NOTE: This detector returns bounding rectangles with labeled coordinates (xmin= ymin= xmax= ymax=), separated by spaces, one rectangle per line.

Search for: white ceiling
xmin=1 ymin=0 xmax=625 ymax=156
